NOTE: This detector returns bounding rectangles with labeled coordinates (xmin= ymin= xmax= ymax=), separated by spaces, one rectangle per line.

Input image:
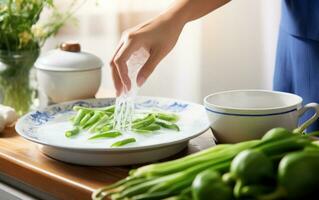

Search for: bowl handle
xmin=294 ymin=103 xmax=319 ymax=133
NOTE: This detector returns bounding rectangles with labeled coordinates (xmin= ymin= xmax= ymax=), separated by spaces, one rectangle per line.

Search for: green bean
xmin=155 ymin=120 xmax=180 ymax=131
xmin=156 ymin=112 xmax=179 ymax=123
xmin=133 ymin=124 xmax=161 ymax=134
xmin=88 ymin=114 xmax=109 ymax=133
xmin=104 ymin=112 xmax=114 ymax=117
xmin=108 ymin=114 xmax=114 ymax=120
xmin=73 ymin=105 xmax=115 ymax=113
xmin=105 ymin=105 xmax=115 ymax=113
xmin=79 ymin=112 xmax=93 ymax=127
xmin=69 ymin=116 xmax=75 ymax=122
xmin=98 ymin=124 xmax=113 ymax=132
xmin=69 ymin=105 xmax=181 ymax=147
xmin=73 ymin=109 xmax=86 ymax=126
xmin=142 ymin=124 xmax=160 ymax=131
xmin=133 ymin=117 xmax=144 ymax=123
xmin=132 ymin=129 xmax=153 ymax=134
xmin=83 ymin=111 xmax=104 ymax=129
xmin=89 ymin=130 xmax=122 ymax=140
xmin=65 ymin=127 xmax=80 ymax=137
xmin=111 ymin=138 xmax=136 ymax=147
xmin=132 ymin=114 xmax=156 ymax=129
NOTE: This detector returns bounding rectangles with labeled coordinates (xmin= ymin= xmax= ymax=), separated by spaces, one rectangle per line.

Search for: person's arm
xmin=165 ymin=0 xmax=230 ymax=25
xmin=110 ymin=0 xmax=230 ymax=96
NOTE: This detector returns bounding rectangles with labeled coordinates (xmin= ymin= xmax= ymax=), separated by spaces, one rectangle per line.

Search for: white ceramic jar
xmin=35 ymin=42 xmax=103 ymax=106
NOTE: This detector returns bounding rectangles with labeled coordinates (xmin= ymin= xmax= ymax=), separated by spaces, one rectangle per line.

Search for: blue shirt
xmin=281 ymin=0 xmax=319 ymax=41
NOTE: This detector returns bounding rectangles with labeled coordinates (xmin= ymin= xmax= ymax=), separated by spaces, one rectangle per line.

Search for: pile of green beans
xmin=65 ymin=105 xmax=180 ymax=147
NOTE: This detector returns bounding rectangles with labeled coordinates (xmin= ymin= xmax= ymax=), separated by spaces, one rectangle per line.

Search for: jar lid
xmin=35 ymin=42 xmax=103 ymax=72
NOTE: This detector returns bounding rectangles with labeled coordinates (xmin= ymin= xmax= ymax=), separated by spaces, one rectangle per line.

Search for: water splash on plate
xmin=113 ymin=47 xmax=150 ymax=131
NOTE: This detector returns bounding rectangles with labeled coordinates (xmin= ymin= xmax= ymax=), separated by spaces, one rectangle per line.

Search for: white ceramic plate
xmin=16 ymin=97 xmax=210 ymax=166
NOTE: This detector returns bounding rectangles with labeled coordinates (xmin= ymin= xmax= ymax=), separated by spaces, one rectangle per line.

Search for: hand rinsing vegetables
xmin=65 ymin=104 xmax=180 ymax=147
xmin=92 ymin=128 xmax=319 ymax=200
xmin=113 ymin=48 xmax=150 ymax=131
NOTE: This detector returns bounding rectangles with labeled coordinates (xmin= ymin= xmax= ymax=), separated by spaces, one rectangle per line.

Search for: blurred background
xmin=42 ymin=0 xmax=281 ymax=103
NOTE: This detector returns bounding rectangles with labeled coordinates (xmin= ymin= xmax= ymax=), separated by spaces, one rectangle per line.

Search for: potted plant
xmin=0 ymin=0 xmax=79 ymax=115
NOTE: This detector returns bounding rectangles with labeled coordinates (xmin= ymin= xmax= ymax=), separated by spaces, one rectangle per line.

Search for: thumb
xmin=136 ymin=52 xmax=161 ymax=87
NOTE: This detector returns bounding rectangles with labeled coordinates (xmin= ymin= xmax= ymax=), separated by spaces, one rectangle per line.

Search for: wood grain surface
xmin=0 ymin=127 xmax=215 ymax=200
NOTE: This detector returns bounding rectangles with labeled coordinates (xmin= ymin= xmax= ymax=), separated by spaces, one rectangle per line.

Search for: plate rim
xmin=15 ymin=96 xmax=210 ymax=152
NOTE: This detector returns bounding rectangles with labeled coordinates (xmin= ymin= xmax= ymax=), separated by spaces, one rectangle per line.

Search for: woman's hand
xmin=109 ymin=0 xmax=230 ymax=96
xmin=110 ymin=14 xmax=185 ymax=96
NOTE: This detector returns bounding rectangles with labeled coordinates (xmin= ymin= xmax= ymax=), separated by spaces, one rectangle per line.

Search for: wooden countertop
xmin=0 ymin=127 xmax=215 ymax=200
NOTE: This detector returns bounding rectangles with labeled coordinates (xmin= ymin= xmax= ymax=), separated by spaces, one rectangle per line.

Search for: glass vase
xmin=0 ymin=49 xmax=40 ymax=115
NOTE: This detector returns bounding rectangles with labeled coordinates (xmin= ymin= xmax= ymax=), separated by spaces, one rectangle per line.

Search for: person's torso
xmin=281 ymin=0 xmax=319 ymax=41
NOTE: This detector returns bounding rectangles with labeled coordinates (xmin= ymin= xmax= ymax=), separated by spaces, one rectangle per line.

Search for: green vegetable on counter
xmin=230 ymin=149 xmax=275 ymax=198
xmin=92 ymin=128 xmax=319 ymax=200
xmin=111 ymin=138 xmax=136 ymax=147
xmin=192 ymin=169 xmax=233 ymax=200
xmin=260 ymin=127 xmax=292 ymax=141
xmin=277 ymin=150 xmax=319 ymax=200
xmin=92 ymin=140 xmax=259 ymax=200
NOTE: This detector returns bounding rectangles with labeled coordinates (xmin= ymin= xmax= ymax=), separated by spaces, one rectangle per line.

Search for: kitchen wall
xmin=43 ymin=0 xmax=281 ymax=103
xmin=200 ymin=0 xmax=281 ymax=99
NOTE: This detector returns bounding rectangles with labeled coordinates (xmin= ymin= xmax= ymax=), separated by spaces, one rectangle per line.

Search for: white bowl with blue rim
xmin=15 ymin=96 xmax=210 ymax=166
xmin=204 ymin=90 xmax=319 ymax=143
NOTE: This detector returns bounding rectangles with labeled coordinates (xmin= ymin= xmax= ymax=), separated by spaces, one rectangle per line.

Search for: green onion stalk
xmin=92 ymin=128 xmax=319 ymax=200
xmin=0 ymin=49 xmax=39 ymax=115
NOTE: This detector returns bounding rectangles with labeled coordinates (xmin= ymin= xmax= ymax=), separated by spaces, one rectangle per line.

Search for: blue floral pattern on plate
xmin=17 ymin=97 xmax=189 ymax=141
xmin=135 ymin=99 xmax=188 ymax=112
xmin=15 ymin=96 xmax=212 ymax=154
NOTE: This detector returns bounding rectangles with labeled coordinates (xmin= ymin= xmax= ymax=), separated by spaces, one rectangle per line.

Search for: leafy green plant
xmin=0 ymin=0 xmax=82 ymax=51
xmin=0 ymin=0 xmax=84 ymax=114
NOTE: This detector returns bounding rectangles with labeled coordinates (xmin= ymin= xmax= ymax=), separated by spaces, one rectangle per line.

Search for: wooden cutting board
xmin=0 ymin=127 xmax=215 ymax=200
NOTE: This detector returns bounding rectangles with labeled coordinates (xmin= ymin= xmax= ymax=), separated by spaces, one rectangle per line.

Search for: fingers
xmin=111 ymin=66 xmax=123 ymax=96
xmin=136 ymin=51 xmax=161 ymax=87
xmin=110 ymin=43 xmax=124 ymax=96
xmin=113 ymin=40 xmax=139 ymax=92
